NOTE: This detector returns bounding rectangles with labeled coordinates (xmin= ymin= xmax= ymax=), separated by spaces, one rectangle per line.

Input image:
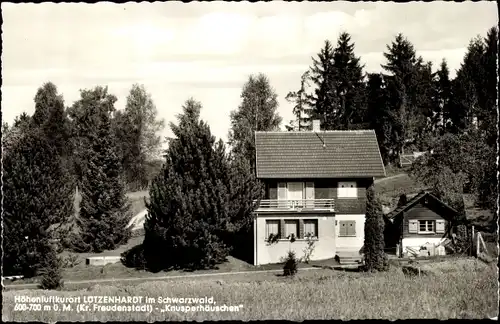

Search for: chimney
xmin=312 ymin=119 xmax=321 ymax=132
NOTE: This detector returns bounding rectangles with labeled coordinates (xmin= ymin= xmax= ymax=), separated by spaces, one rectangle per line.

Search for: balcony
xmin=254 ymin=199 xmax=335 ymax=212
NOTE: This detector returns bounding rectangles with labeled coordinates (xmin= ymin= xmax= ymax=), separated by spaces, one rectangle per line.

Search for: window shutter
xmin=409 ymin=220 xmax=418 ymax=233
xmin=280 ymin=219 xmax=286 ymax=239
xmin=299 ymin=219 xmax=304 ymax=239
xmin=348 ymin=221 xmax=356 ymax=236
xmin=339 ymin=221 xmax=347 ymax=236
xmin=436 ymin=220 xmax=445 ymax=233
xmin=338 ymin=183 xmax=346 ymax=198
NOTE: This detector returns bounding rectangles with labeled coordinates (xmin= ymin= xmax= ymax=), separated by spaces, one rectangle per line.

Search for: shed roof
xmin=386 ymin=191 xmax=460 ymax=221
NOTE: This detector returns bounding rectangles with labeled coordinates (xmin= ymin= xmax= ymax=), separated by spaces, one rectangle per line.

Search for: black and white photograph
xmin=1 ymin=1 xmax=498 ymax=321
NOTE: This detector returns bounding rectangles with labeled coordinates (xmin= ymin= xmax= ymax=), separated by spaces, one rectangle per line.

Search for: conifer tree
xmin=365 ymin=73 xmax=394 ymax=165
xmin=332 ymin=32 xmax=367 ymax=129
xmin=363 ymin=185 xmax=387 ymax=272
xmin=308 ymin=40 xmax=338 ymax=130
xmin=144 ymin=99 xmax=233 ymax=271
xmin=479 ymin=26 xmax=498 ymax=146
xmin=449 ymin=36 xmax=485 ymax=133
xmin=435 ymin=59 xmax=453 ymax=134
xmin=381 ymin=33 xmax=426 ymax=159
xmin=3 ymin=83 xmax=75 ymax=276
xmin=67 ymin=86 xmax=118 ymax=188
xmin=69 ymin=87 xmax=132 ymax=252
xmin=3 ymin=128 xmax=69 ymax=277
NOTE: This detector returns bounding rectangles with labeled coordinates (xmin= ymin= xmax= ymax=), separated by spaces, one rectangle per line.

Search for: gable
xmin=255 ymin=130 xmax=386 ymax=178
xmin=387 ymin=191 xmax=459 ymax=222
xmin=404 ymin=203 xmax=447 ymax=221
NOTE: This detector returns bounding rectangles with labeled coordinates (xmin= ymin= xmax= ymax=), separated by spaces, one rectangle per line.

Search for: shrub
xmin=38 ymin=250 xmax=64 ymax=290
xmin=301 ymin=233 xmax=316 ymax=264
xmin=121 ymin=244 xmax=147 ymax=270
xmin=61 ymin=253 xmax=81 ymax=268
xmin=283 ymin=251 xmax=298 ymax=277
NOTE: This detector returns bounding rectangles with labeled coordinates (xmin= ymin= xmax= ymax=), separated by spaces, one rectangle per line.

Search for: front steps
xmin=336 ymin=250 xmax=364 ymax=265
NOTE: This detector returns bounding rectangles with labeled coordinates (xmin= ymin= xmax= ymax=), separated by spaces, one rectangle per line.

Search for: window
xmin=339 ymin=220 xmax=356 ymax=237
xmin=418 ymin=220 xmax=435 ymax=233
xmin=266 ymin=220 xmax=280 ymax=238
xmin=287 ymin=182 xmax=304 ymax=207
xmin=285 ymin=220 xmax=299 ymax=238
xmin=338 ymin=181 xmax=357 ymax=198
xmin=304 ymin=219 xmax=318 ymax=238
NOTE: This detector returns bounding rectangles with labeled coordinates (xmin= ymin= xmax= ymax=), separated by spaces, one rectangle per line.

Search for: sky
xmin=1 ymin=1 xmax=498 ymax=152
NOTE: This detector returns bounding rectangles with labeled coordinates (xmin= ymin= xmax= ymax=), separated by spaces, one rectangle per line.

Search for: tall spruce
xmin=363 ymin=185 xmax=387 ymax=271
xmin=33 ymin=83 xmax=75 ymax=243
xmin=449 ymin=36 xmax=485 ymax=133
xmin=67 ymin=86 xmax=118 ymax=189
xmin=69 ymin=87 xmax=132 ymax=253
xmin=414 ymin=61 xmax=437 ymax=150
xmin=228 ymin=73 xmax=282 ymax=171
xmin=479 ymin=26 xmax=498 ymax=146
xmin=308 ymin=40 xmax=338 ymax=130
xmin=381 ymin=34 xmax=425 ymax=160
xmin=366 ymin=73 xmax=394 ymax=165
xmin=435 ymin=59 xmax=453 ymax=134
xmin=144 ymin=99 xmax=232 ymax=271
xmin=332 ymin=32 xmax=367 ymax=130
xmin=285 ymin=70 xmax=313 ymax=131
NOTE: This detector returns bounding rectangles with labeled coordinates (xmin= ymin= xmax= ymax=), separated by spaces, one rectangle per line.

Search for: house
xmin=384 ymin=191 xmax=460 ymax=257
xmin=252 ymin=120 xmax=386 ymax=265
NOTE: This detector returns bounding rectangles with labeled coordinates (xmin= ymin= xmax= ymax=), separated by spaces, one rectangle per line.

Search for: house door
xmin=305 ymin=182 xmax=315 ymax=208
xmin=288 ymin=182 xmax=304 ymax=208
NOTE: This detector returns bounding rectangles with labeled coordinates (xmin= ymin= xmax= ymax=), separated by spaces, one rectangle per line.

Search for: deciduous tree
xmin=228 ymin=74 xmax=281 ymax=171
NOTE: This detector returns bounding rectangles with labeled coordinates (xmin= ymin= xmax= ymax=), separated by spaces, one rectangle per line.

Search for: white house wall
xmin=402 ymin=237 xmax=446 ymax=253
xmin=255 ymin=216 xmax=335 ymax=265
xmin=335 ymin=214 xmax=365 ymax=252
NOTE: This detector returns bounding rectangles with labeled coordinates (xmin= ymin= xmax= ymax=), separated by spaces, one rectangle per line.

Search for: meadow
xmin=2 ymin=258 xmax=498 ymax=321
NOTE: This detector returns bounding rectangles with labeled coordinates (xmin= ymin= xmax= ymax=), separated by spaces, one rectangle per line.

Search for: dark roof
xmin=386 ymin=191 xmax=459 ymax=221
xmin=255 ymin=130 xmax=386 ymax=178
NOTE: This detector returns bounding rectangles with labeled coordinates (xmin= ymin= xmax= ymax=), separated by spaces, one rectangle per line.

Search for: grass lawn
xmin=4 ymin=251 xmax=340 ymax=288
xmin=374 ymin=173 xmax=429 ymax=209
xmin=2 ymin=258 xmax=497 ymax=321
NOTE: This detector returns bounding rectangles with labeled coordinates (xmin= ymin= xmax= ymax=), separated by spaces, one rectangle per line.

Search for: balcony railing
xmin=254 ymin=199 xmax=335 ymax=211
